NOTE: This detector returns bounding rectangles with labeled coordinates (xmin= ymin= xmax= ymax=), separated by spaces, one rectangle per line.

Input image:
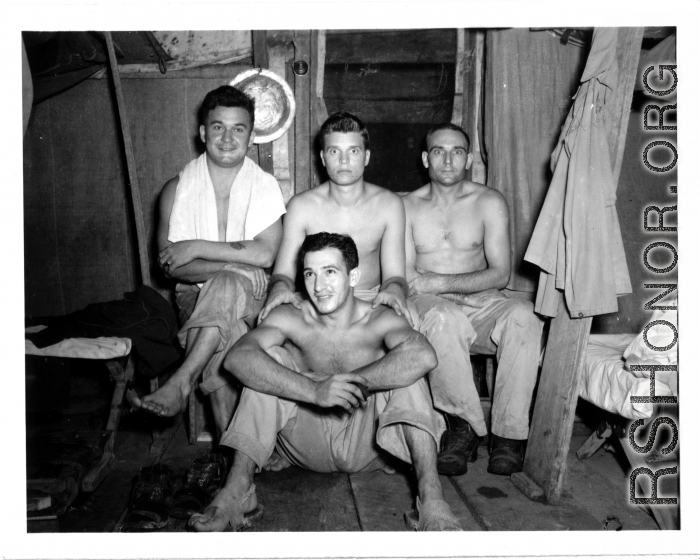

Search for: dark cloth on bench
xmin=26 ymin=286 xmax=181 ymax=378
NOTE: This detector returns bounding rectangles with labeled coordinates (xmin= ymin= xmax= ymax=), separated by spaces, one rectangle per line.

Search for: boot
xmin=487 ymin=435 xmax=524 ymax=476
xmin=437 ymin=414 xmax=479 ymax=476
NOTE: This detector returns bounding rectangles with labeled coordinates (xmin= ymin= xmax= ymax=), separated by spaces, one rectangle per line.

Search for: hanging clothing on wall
xmin=524 ymin=27 xmax=633 ymax=318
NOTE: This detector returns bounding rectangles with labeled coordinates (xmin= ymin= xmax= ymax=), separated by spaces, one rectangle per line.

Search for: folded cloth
xmin=25 ymin=286 xmax=181 ymax=378
xmin=168 ymin=154 xmax=286 ymax=246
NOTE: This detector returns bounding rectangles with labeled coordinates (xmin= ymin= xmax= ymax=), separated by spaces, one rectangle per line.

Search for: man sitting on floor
xmin=402 ymin=123 xmax=544 ymax=476
xmin=128 ymin=86 xmax=285 ymax=438
xmin=189 ymin=232 xmax=462 ymax=532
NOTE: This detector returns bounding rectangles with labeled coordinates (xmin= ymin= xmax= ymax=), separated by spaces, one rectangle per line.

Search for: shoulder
xmin=474 ymin=186 xmax=509 ymax=216
xmin=262 ymin=301 xmax=307 ymax=331
xmin=159 ymin=176 xmax=180 ymax=206
xmin=367 ymin=303 xmax=412 ymax=333
xmin=365 ymin=184 xmax=405 ymax=214
xmin=402 ymin=185 xmax=431 ymax=210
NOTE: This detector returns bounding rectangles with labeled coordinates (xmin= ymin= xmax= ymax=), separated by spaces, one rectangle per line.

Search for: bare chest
xmin=292 ymin=325 xmax=384 ymax=374
xmin=306 ymin=207 xmax=385 ymax=258
xmin=411 ymin=205 xmax=484 ymax=255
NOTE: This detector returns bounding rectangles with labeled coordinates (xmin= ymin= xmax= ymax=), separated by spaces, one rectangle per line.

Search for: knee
xmin=420 ymin=299 xmax=464 ymax=335
xmin=503 ymin=300 xmax=542 ymax=331
xmin=207 ymin=270 xmax=254 ymax=299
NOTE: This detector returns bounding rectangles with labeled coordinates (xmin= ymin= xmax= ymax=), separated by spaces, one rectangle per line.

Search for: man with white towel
xmin=129 ymin=86 xmax=286 ymax=439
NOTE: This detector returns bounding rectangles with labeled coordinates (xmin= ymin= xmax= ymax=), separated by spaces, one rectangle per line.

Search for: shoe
xmin=437 ymin=415 xmax=479 ymax=476
xmin=120 ymin=463 xmax=174 ymax=532
xmin=171 ymin=453 xmax=226 ymax=519
xmin=487 ymin=435 xmax=524 ymax=476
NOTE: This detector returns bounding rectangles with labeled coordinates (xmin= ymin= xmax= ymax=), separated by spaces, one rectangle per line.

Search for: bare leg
xmin=128 ymin=326 xmax=220 ymax=417
xmin=210 ymin=382 xmax=241 ymax=440
xmin=403 ymin=424 xmax=462 ymax=530
xmin=189 ymin=450 xmax=258 ymax=532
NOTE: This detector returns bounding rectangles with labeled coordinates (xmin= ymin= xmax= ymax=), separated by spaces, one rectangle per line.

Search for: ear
xmin=465 ymin=152 xmax=474 ymax=170
xmin=364 ymin=149 xmax=371 ymax=167
xmin=199 ymin=124 xmax=207 ymax=144
xmin=421 ymin=151 xmax=429 ymax=169
xmin=248 ymin=129 xmax=256 ymax=147
xmin=320 ymin=150 xmax=326 ymax=168
xmin=349 ymin=267 xmax=361 ymax=288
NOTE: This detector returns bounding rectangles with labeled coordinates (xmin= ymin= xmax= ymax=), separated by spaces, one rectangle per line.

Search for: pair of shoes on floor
xmin=437 ymin=414 xmax=480 ymax=476
xmin=487 ymin=435 xmax=525 ymax=476
xmin=120 ymin=454 xmax=227 ymax=531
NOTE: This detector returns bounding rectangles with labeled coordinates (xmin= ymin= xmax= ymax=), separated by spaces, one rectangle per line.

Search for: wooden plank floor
xmin=49 ymin=413 xmax=660 ymax=533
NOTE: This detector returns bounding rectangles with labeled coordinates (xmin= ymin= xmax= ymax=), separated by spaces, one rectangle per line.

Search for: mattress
xmin=579 ymin=334 xmax=674 ymax=420
xmin=25 ymin=325 xmax=132 ymax=360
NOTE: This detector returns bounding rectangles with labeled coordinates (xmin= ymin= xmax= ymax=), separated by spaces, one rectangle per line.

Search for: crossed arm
xmin=157 ymin=176 xmax=282 ymax=298
xmin=226 ymin=307 xmax=436 ymax=411
xmin=406 ymin=193 xmax=511 ymax=299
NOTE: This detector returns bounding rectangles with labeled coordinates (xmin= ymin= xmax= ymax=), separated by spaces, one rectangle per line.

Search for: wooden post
xmin=309 ymin=30 xmax=329 ymax=190
xmin=512 ymin=292 xmax=592 ymax=504
xmin=252 ymin=30 xmax=274 ymax=175
xmin=293 ymin=31 xmax=311 ymax=193
xmin=470 ymin=30 xmax=487 ymax=185
xmin=104 ymin=32 xmax=151 ymax=287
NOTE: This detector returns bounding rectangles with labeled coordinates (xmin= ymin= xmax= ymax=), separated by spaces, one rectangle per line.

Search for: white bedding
xmin=25 ymin=325 xmax=132 ymax=360
xmin=579 ymin=334 xmax=674 ymax=420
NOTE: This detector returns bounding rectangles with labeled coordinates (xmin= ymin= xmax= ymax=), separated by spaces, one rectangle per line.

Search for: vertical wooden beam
xmin=309 ymin=30 xmax=329 ymax=190
xmin=104 ymin=32 xmax=151 ymax=288
xmin=610 ymin=27 xmax=644 ymax=187
xmin=470 ymin=30 xmax=487 ymax=185
xmin=451 ymin=28 xmax=465 ymax=128
xmin=252 ymin=30 xmax=274 ymax=175
xmin=513 ymin=292 xmax=592 ymax=504
xmin=293 ymin=31 xmax=311 ymax=193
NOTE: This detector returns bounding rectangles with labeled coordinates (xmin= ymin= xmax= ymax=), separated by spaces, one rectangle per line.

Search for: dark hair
xmin=198 ymin=85 xmax=255 ymax=128
xmin=425 ymin=122 xmax=471 ymax=153
xmin=319 ymin=111 xmax=370 ymax=150
xmin=299 ymin=232 xmax=359 ymax=273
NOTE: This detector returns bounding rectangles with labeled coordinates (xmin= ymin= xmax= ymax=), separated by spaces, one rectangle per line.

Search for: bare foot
xmin=189 ymin=484 xmax=258 ymax=532
xmin=263 ymin=451 xmax=292 ymax=472
xmin=126 ymin=376 xmax=190 ymax=417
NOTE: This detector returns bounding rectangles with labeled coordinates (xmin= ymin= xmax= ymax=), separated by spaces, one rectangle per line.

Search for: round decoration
xmin=230 ymin=68 xmax=296 ymax=144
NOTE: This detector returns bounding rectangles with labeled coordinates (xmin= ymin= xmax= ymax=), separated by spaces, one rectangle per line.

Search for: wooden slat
xmin=310 ymin=30 xmax=329 ymax=190
xmin=252 ymin=30 xmax=274 ymax=175
xmin=451 ymin=29 xmax=465 ymax=127
xmin=325 ymin=98 xmax=452 ymax=124
xmin=470 ymin=30 xmax=487 ymax=185
xmin=326 ymin=29 xmax=456 ymax=64
xmin=518 ymin=292 xmax=592 ymax=504
xmin=91 ymin=63 xmax=253 ymax=79
xmin=610 ymin=27 xmax=644 ymax=187
xmin=104 ymin=32 xmax=151 ymax=287
xmin=293 ymin=31 xmax=311 ymax=193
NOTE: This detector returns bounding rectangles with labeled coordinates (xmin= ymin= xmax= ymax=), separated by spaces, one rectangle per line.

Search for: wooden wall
xmin=23 ymin=66 xmax=252 ymax=317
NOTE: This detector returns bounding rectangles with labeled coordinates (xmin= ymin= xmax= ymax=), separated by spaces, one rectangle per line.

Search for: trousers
xmin=411 ymin=289 xmax=544 ymax=440
xmin=219 ymin=347 xmax=444 ymax=473
xmin=176 ymin=271 xmax=264 ymax=395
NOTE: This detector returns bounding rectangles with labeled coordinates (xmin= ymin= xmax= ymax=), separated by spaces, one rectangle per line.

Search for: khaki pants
xmin=176 ymin=271 xmax=264 ymax=395
xmin=411 ymin=289 xmax=544 ymax=440
xmin=220 ymin=347 xmax=445 ymax=473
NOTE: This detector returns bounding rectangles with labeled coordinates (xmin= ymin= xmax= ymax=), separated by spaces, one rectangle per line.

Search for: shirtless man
xmin=189 ymin=232 xmax=461 ymax=532
xmin=403 ymin=123 xmax=544 ymax=476
xmin=128 ymin=86 xmax=285 ymax=437
xmin=259 ymin=111 xmax=410 ymax=323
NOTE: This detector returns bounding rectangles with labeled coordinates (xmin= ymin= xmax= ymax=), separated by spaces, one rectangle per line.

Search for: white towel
xmin=169 ymin=154 xmax=285 ymax=245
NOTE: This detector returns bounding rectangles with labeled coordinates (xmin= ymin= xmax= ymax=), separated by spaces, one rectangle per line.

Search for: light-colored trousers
xmin=220 ymin=347 xmax=445 ymax=473
xmin=176 ymin=271 xmax=264 ymax=395
xmin=411 ymin=289 xmax=544 ymax=440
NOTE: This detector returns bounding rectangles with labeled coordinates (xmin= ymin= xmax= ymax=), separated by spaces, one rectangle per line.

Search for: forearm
xmin=227 ymin=347 xmax=317 ymax=404
xmin=420 ymin=267 xmax=508 ymax=295
xmin=353 ymin=335 xmax=437 ymax=390
xmin=196 ymin=240 xmax=276 ymax=268
xmin=166 ymin=259 xmax=232 ymax=284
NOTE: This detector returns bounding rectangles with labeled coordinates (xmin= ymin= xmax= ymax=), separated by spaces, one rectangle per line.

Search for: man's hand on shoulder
xmin=259 ymin=279 xmax=303 ymax=322
xmin=371 ymin=286 xmax=412 ymax=327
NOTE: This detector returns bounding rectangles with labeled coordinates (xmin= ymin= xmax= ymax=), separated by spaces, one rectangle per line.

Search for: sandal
xmin=171 ymin=453 xmax=226 ymax=519
xmin=120 ymin=464 xmax=174 ymax=532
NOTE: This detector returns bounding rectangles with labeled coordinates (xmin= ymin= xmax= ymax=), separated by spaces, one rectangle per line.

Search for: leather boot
xmin=437 ymin=414 xmax=479 ymax=476
xmin=487 ymin=435 xmax=524 ymax=475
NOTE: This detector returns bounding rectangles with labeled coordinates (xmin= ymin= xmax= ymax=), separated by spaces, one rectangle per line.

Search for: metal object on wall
xmin=230 ymin=68 xmax=296 ymax=144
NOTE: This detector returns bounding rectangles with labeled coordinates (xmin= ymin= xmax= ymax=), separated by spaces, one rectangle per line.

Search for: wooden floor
xmin=44 ymin=407 xmax=659 ymax=533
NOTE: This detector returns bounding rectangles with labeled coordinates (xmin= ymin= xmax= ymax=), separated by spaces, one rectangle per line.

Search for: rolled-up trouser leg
xmin=410 ymin=294 xmax=487 ymax=437
xmin=463 ymin=290 xmax=544 ymax=440
xmin=176 ymin=271 xmax=263 ymax=395
xmin=375 ymin=377 xmax=446 ymax=464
